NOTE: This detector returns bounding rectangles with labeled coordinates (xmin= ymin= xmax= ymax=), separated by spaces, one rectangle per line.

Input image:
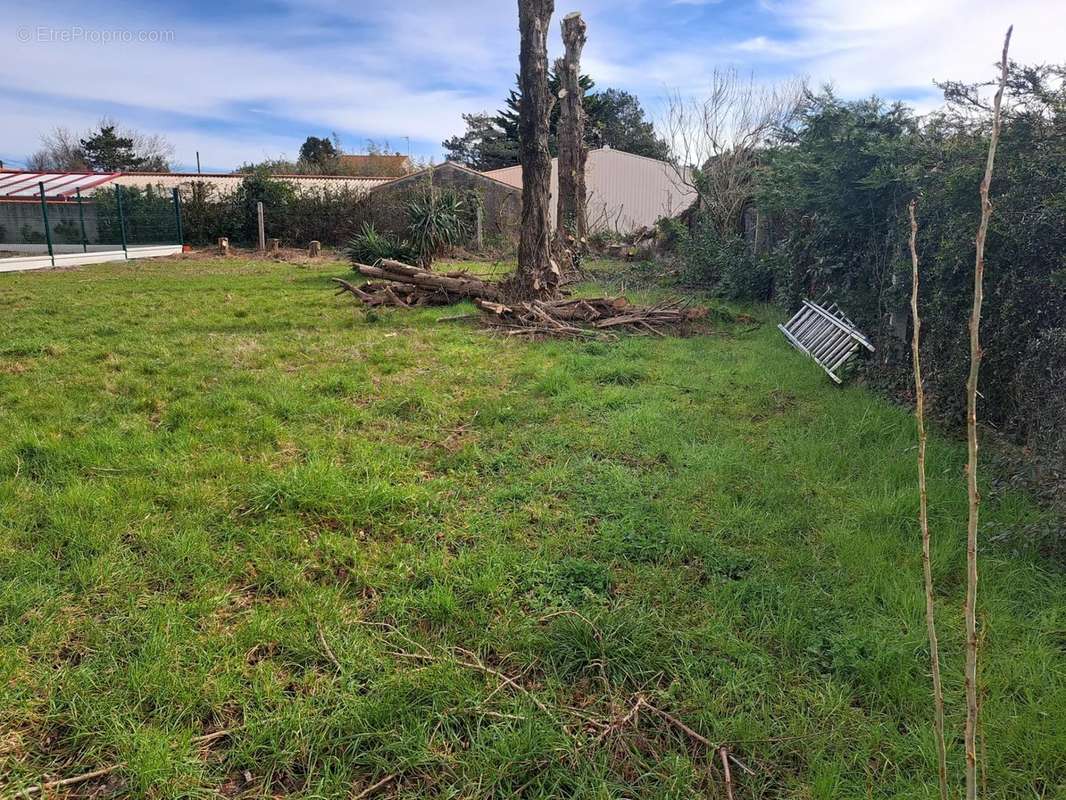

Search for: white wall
xmin=484 ymin=147 xmax=696 ymax=234
xmin=110 ymin=173 xmax=391 ymax=198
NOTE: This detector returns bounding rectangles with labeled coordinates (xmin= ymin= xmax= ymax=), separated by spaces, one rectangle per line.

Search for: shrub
xmin=1013 ymin=327 xmax=1066 ymax=465
xmin=753 ymin=73 xmax=1066 ymax=474
xmin=405 ymin=188 xmax=468 ymax=267
xmin=178 ymin=175 xmax=370 ymax=249
xmin=653 ymin=215 xmax=687 ymax=252
xmin=679 ymin=218 xmax=773 ymax=301
xmin=345 ymin=222 xmax=416 ymax=266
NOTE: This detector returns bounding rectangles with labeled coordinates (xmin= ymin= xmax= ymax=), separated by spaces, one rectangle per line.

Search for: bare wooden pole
xmin=509 ymin=0 xmax=560 ymax=300
xmin=910 ymin=198 xmax=949 ymax=800
xmin=964 ymin=25 xmax=1011 ymax=800
xmin=554 ymin=11 xmax=588 ymax=254
xmin=256 ymin=201 xmax=266 ymax=251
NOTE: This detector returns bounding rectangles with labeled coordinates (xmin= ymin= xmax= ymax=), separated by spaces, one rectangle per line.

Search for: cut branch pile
xmin=333 ymin=258 xmax=707 ymax=338
xmin=474 ymin=295 xmax=707 ymax=338
xmin=333 ymin=259 xmax=504 ymax=308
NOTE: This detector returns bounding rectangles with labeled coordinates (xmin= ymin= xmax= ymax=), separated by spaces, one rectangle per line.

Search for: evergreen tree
xmin=443 ymin=75 xmax=668 ymax=169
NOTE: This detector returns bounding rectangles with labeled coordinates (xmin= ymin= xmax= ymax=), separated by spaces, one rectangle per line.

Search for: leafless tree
xmin=27 ymin=127 xmax=88 ymax=171
xmin=964 ymin=26 xmax=1011 ymax=800
xmin=909 ymin=199 xmax=949 ymax=800
xmin=26 ymin=118 xmax=173 ymax=172
xmin=661 ymin=69 xmax=804 ymax=236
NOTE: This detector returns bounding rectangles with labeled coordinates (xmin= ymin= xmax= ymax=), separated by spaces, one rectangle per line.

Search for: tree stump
xmin=268 ymin=238 xmax=280 ymax=254
xmin=218 ymin=237 xmax=229 ymax=256
xmin=308 ymin=240 xmax=321 ymax=258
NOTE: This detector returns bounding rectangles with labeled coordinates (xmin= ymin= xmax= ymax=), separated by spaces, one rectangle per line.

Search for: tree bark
xmin=509 ymin=0 xmax=559 ymax=300
xmin=555 ymin=12 xmax=588 ymax=254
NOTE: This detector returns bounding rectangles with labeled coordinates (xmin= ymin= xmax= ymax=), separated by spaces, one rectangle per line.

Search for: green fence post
xmin=38 ymin=182 xmax=54 ymax=265
xmin=116 ymin=185 xmax=128 ymax=255
xmin=172 ymin=188 xmax=184 ymax=247
xmin=76 ymin=187 xmax=88 ymax=253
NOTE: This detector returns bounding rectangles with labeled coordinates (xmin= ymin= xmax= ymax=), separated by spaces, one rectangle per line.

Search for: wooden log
xmin=357 ymin=261 xmax=505 ymax=302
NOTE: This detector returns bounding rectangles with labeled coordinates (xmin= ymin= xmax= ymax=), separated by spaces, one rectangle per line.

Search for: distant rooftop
xmin=0 ymin=170 xmax=120 ymax=200
xmin=337 ymin=154 xmax=414 ymax=177
xmin=0 ymin=169 xmax=393 ymax=200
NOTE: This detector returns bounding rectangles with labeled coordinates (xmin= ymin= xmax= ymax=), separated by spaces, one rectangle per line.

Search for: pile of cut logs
xmin=333 ymin=259 xmax=706 ymax=338
xmin=333 ymin=259 xmax=502 ymax=307
xmin=474 ymin=296 xmax=706 ymax=338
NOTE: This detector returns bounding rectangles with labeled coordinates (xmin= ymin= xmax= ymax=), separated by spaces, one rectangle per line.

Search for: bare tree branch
xmin=910 ymin=198 xmax=949 ymax=800
xmin=661 ymin=70 xmax=804 ymax=235
xmin=964 ymin=25 xmax=1012 ymax=800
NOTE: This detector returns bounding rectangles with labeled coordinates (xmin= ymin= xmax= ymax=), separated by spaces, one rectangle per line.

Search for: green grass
xmin=0 ymin=255 xmax=1063 ymax=799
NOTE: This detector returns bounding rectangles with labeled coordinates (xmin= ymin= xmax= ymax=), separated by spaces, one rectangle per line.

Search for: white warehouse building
xmin=483 ymin=146 xmax=695 ymax=235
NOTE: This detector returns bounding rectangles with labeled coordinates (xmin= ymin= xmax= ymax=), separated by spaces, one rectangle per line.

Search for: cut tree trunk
xmin=555 ymin=12 xmax=588 ymax=255
xmin=509 ymin=0 xmax=559 ymax=300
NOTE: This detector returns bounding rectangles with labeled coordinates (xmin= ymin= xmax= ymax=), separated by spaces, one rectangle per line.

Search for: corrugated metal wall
xmin=484 ymin=147 xmax=695 ymax=234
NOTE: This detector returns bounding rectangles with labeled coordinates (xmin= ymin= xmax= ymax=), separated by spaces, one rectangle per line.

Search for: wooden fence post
xmin=257 ymin=202 xmax=265 ymax=251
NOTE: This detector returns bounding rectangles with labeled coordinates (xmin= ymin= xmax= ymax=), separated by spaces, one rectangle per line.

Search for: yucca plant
xmin=406 ymin=188 xmax=469 ymax=268
xmin=345 ymin=222 xmax=416 ymax=267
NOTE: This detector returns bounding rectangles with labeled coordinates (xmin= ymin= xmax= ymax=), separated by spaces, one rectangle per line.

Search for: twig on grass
xmin=719 ymin=747 xmax=735 ymax=800
xmin=391 ymin=649 xmax=551 ymax=715
xmin=595 ymin=694 xmax=645 ymax=743
xmin=12 ymin=764 xmax=123 ymax=798
xmin=191 ymin=729 xmax=233 ymax=746
xmin=351 ymin=773 xmax=397 ymax=800
xmin=316 ymin=620 xmax=342 ymax=671
xmin=9 ymin=731 xmax=233 ymax=799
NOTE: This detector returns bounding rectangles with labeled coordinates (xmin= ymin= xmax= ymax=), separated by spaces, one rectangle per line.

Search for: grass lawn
xmin=0 ymin=255 xmax=1063 ymax=799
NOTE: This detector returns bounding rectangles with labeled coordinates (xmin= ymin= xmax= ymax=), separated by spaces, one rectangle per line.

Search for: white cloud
xmin=748 ymin=0 xmax=1062 ymax=99
xmin=2 ymin=0 xmax=1064 ymax=170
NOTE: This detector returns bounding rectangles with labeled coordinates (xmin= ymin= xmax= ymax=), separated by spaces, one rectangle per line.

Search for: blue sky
xmin=2 ymin=0 xmax=1060 ymax=172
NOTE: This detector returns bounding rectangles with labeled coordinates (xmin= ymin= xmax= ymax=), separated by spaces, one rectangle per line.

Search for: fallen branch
xmin=333 ymin=259 xmax=708 ymax=338
xmin=316 ymin=620 xmax=342 ymax=671
xmin=12 ymin=764 xmax=123 ymax=799
xmin=719 ymin=746 xmax=735 ymax=800
xmin=474 ymin=295 xmax=706 ymax=338
xmin=392 ymin=649 xmax=551 ymax=715
xmin=10 ymin=731 xmax=232 ymax=799
xmin=351 ymin=774 xmax=396 ymax=800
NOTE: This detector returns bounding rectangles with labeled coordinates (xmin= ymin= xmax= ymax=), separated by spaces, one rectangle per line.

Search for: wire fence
xmin=0 ymin=183 xmax=183 ymax=263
